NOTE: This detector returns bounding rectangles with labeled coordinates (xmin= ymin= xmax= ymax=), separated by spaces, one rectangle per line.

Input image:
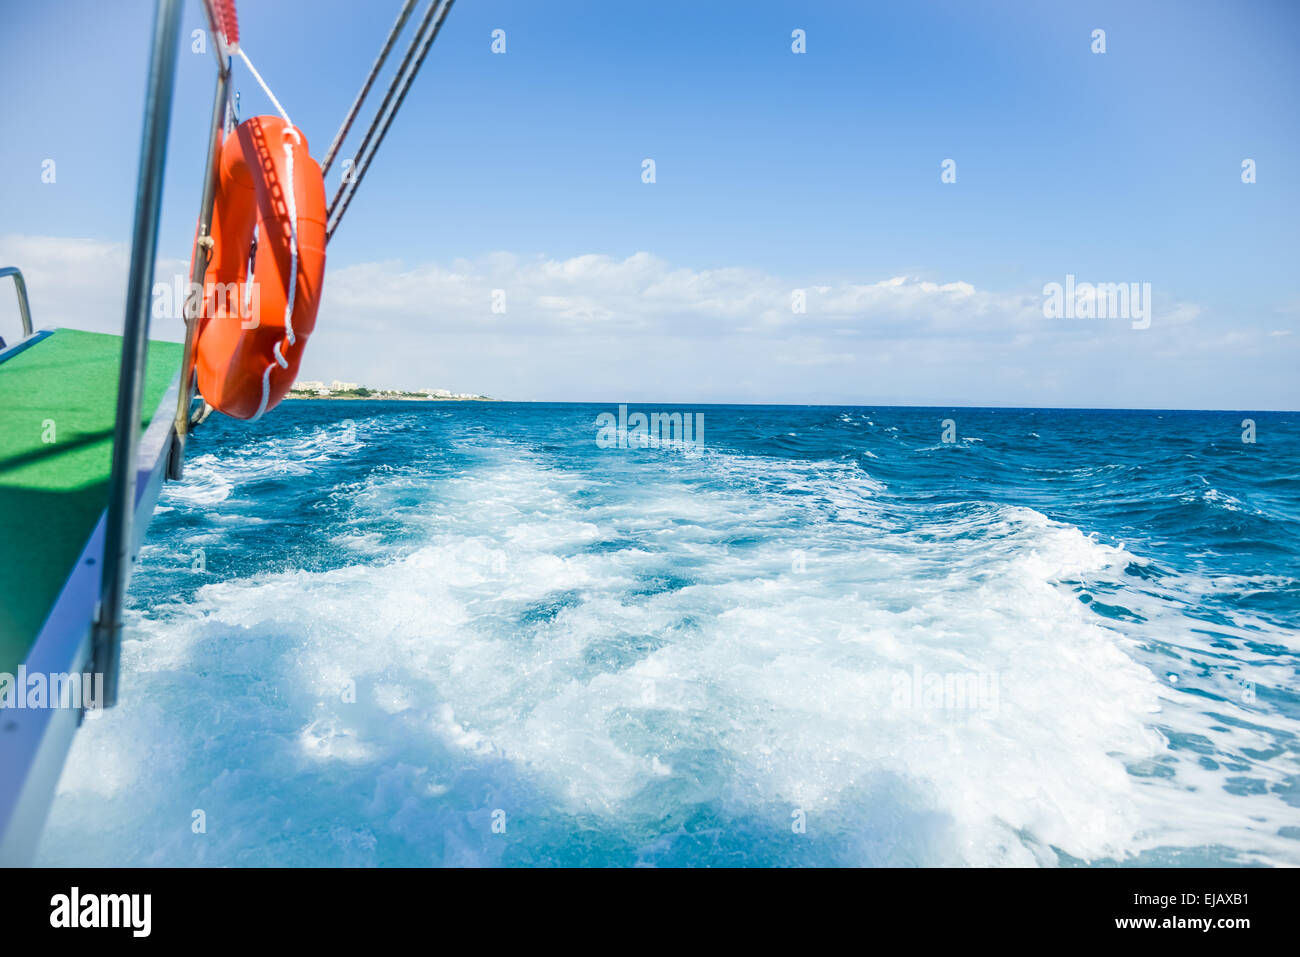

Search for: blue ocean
xmin=37 ymin=402 xmax=1300 ymax=866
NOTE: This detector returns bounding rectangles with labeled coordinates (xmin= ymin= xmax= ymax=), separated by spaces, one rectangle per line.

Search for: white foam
xmin=35 ymin=433 xmax=1300 ymax=866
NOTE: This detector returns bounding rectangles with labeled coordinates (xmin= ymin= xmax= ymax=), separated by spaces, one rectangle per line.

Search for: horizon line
xmin=300 ymin=397 xmax=1300 ymax=414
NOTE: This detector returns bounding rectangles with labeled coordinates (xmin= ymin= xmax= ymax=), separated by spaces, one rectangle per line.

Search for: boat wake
xmin=38 ymin=404 xmax=1300 ymax=866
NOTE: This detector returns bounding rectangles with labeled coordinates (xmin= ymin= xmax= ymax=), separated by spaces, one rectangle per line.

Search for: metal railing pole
xmin=168 ymin=53 xmax=231 ymax=481
xmin=91 ymin=0 xmax=183 ymax=708
xmin=201 ymin=0 xmax=231 ymax=70
xmin=0 ymin=267 xmax=33 ymax=338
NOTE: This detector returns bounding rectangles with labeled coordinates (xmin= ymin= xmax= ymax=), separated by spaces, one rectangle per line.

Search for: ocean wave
xmin=36 ymin=403 xmax=1300 ymax=866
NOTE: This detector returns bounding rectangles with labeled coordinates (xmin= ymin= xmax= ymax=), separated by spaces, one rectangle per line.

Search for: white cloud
xmin=3 ymin=235 xmax=1294 ymax=408
xmin=321 ymin=250 xmax=1044 ymax=340
xmin=0 ymin=233 xmax=189 ymax=342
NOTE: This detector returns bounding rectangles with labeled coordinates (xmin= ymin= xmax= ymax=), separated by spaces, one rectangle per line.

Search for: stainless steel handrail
xmin=0 ymin=266 xmax=33 ymax=338
xmin=167 ymin=7 xmax=232 ymax=482
xmin=90 ymin=0 xmax=183 ymax=709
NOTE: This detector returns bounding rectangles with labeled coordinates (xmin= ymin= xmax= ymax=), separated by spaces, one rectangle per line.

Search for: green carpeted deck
xmin=0 ymin=329 xmax=181 ymax=676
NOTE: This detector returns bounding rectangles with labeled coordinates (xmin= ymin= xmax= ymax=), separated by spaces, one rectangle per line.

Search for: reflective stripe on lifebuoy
xmin=193 ymin=115 xmax=327 ymax=420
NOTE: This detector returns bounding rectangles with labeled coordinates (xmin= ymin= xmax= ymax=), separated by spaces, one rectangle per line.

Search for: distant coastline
xmin=285 ymin=393 xmax=498 ymax=402
xmin=288 ymin=380 xmax=497 ymax=402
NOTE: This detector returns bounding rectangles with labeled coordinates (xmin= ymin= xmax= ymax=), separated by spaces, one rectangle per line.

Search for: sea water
xmin=37 ymin=403 xmax=1300 ymax=866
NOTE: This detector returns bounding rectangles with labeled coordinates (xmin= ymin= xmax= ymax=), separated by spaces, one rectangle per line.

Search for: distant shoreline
xmin=280 ymin=397 xmax=1297 ymax=411
xmin=285 ymin=394 xmax=499 ymax=402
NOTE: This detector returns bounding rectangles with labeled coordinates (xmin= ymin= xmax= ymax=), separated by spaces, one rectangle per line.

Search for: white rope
xmin=237 ymin=45 xmax=303 ymax=421
xmin=237 ymin=47 xmax=293 ymax=129
xmin=250 ymin=360 xmax=274 ymax=423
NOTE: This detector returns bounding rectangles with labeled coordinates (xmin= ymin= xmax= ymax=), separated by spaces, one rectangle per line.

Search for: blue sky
xmin=2 ymin=0 xmax=1297 ymax=407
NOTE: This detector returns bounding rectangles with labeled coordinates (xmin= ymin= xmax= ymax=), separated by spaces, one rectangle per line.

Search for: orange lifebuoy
xmin=193 ymin=115 xmax=327 ymax=420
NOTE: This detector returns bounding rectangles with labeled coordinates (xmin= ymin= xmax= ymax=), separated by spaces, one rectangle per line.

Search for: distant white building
xmin=419 ymin=388 xmax=453 ymax=397
xmin=293 ymin=380 xmax=325 ymax=391
xmin=330 ymin=380 xmax=359 ymax=392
